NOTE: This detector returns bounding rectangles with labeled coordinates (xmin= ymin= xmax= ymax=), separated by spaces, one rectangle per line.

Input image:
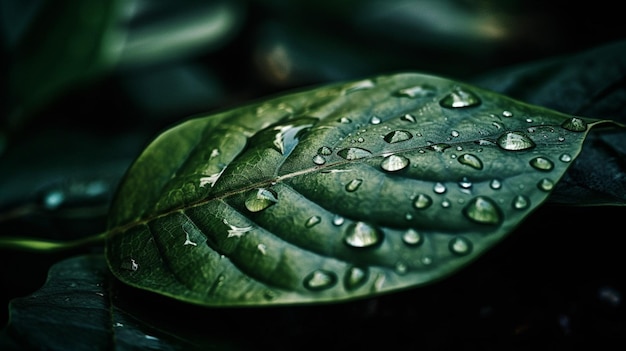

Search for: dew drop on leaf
xmin=559 ymin=153 xmax=572 ymax=162
xmin=121 ymin=258 xmax=139 ymax=271
xmin=383 ymin=130 xmax=413 ymax=144
xmin=317 ymin=146 xmax=332 ymax=155
xmin=463 ymin=196 xmax=501 ymax=225
xmin=344 ymin=222 xmax=383 ymax=248
xmin=344 ymin=266 xmax=369 ymax=291
xmin=402 ymin=229 xmax=423 ymax=246
xmin=303 ymin=269 xmax=337 ymax=291
xmin=512 ymin=195 xmax=530 ymax=210
xmin=400 ymin=113 xmax=416 ymax=123
xmin=529 ymin=156 xmax=554 ymax=171
xmin=537 ymin=178 xmax=555 ymax=192
xmin=433 ymin=182 xmax=447 ymax=194
xmin=305 ymin=216 xmax=321 ymax=228
xmin=458 ymin=176 xmax=473 ymax=190
xmin=312 ymin=155 xmax=326 ymax=165
xmin=458 ymin=153 xmax=483 ymax=170
xmin=490 ymin=179 xmax=502 ymax=190
xmin=496 ymin=131 xmax=536 ymax=151
xmin=381 ymin=154 xmax=410 ymax=172
xmin=339 ymin=117 xmax=352 ymax=124
xmin=429 ymin=143 xmax=451 ymax=152
xmin=449 ymin=237 xmax=472 ymax=255
xmin=413 ymin=193 xmax=433 ymax=209
xmin=333 ymin=215 xmax=345 ymax=226
xmin=244 ymin=188 xmax=278 ymax=212
xmin=337 ymin=147 xmax=373 ymax=160
xmin=345 ymin=179 xmax=363 ymax=192
xmin=439 ymin=87 xmax=481 ymax=108
xmin=561 ymin=117 xmax=588 ymax=132
xmin=370 ymin=116 xmax=382 ymax=125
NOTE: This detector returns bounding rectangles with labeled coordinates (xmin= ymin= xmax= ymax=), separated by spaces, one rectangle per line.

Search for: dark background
xmin=1 ymin=0 xmax=626 ymax=347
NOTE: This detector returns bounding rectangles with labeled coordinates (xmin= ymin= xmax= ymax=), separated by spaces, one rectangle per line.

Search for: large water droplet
xmin=449 ymin=237 xmax=472 ymax=255
xmin=381 ymin=154 xmax=410 ymax=172
xmin=413 ymin=193 xmax=433 ymax=209
xmin=512 ymin=195 xmax=530 ymax=210
xmin=496 ymin=131 xmax=536 ymax=151
xmin=458 ymin=153 xmax=483 ymax=170
xmin=383 ymin=130 xmax=413 ymax=143
xmin=440 ymin=87 xmax=481 ymax=108
xmin=337 ymin=147 xmax=372 ymax=160
xmin=463 ymin=196 xmax=502 ymax=224
xmin=402 ymin=229 xmax=423 ymax=246
xmin=303 ymin=269 xmax=337 ymax=291
xmin=537 ymin=178 xmax=554 ymax=192
xmin=305 ymin=216 xmax=321 ymax=228
xmin=245 ymin=188 xmax=278 ymax=212
xmin=561 ymin=117 xmax=587 ymax=132
xmin=345 ymin=179 xmax=363 ymax=192
xmin=529 ymin=156 xmax=554 ymax=171
xmin=395 ymin=84 xmax=436 ymax=98
xmin=344 ymin=266 xmax=369 ymax=291
xmin=344 ymin=222 xmax=383 ymax=248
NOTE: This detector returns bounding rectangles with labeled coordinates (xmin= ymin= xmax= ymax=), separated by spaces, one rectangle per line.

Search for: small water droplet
xmin=344 ymin=266 xmax=369 ymax=290
xmin=529 ymin=156 xmax=554 ymax=171
xmin=512 ymin=195 xmax=530 ymax=210
xmin=344 ymin=222 xmax=383 ymax=248
xmin=421 ymin=256 xmax=433 ymax=265
xmin=561 ymin=117 xmax=587 ymax=132
xmin=305 ymin=216 xmax=321 ymax=228
xmin=401 ymin=114 xmax=417 ymax=123
xmin=413 ymin=194 xmax=433 ymax=209
xmin=312 ymin=155 xmax=326 ymax=165
xmin=402 ymin=229 xmax=423 ymax=246
xmin=121 ymin=257 xmax=139 ymax=271
xmin=257 ymin=243 xmax=267 ymax=255
xmin=245 ymin=188 xmax=278 ymax=212
xmin=303 ymin=269 xmax=337 ymax=291
xmin=333 ymin=215 xmax=345 ymax=226
xmin=395 ymin=262 xmax=408 ymax=274
xmin=463 ymin=196 xmax=502 ymax=224
xmin=496 ymin=131 xmax=536 ymax=151
xmin=458 ymin=153 xmax=483 ymax=170
xmin=345 ymin=179 xmax=363 ymax=192
xmin=502 ymin=110 xmax=513 ymax=118
xmin=369 ymin=116 xmax=382 ymax=125
xmin=318 ymin=146 xmax=332 ymax=155
xmin=381 ymin=154 xmax=410 ymax=172
xmin=458 ymin=176 xmax=473 ymax=189
xmin=537 ymin=178 xmax=554 ymax=192
xmin=395 ymin=84 xmax=436 ymax=98
xmin=559 ymin=153 xmax=572 ymax=162
xmin=441 ymin=199 xmax=451 ymax=208
xmin=440 ymin=87 xmax=481 ymax=108
xmin=405 ymin=213 xmax=413 ymax=220
xmin=490 ymin=179 xmax=502 ymax=190
xmin=451 ymin=130 xmax=460 ymax=137
xmin=433 ymin=182 xmax=447 ymax=194
xmin=449 ymin=237 xmax=472 ymax=256
xmin=339 ymin=117 xmax=352 ymax=124
xmin=429 ymin=143 xmax=451 ymax=152
xmin=337 ymin=147 xmax=373 ymax=160
xmin=383 ymin=130 xmax=413 ymax=143
xmin=525 ymin=118 xmax=533 ymax=123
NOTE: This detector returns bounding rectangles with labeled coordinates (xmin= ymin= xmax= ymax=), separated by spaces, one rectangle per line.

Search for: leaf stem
xmin=0 ymin=232 xmax=107 ymax=253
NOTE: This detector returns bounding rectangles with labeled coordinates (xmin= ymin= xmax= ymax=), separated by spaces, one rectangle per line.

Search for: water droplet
xmin=303 ymin=269 xmax=337 ymax=291
xmin=458 ymin=176 xmax=473 ymax=189
xmin=449 ymin=237 xmax=472 ymax=256
xmin=343 ymin=79 xmax=375 ymax=94
xmin=525 ymin=118 xmax=533 ymax=123
xmin=245 ymin=188 xmax=278 ymax=212
xmin=381 ymin=154 xmax=410 ymax=172
xmin=257 ymin=243 xmax=267 ymax=255
xmin=502 ymin=110 xmax=513 ymax=118
xmin=413 ymin=194 xmax=433 ymax=209
xmin=339 ymin=117 xmax=352 ymax=124
xmin=312 ymin=155 xmax=326 ymax=165
xmin=370 ymin=116 xmax=382 ymax=124
xmin=402 ymin=229 xmax=423 ymax=246
xmin=337 ymin=147 xmax=372 ymax=160
xmin=561 ymin=117 xmax=587 ymax=132
xmin=451 ymin=130 xmax=460 ymax=137
xmin=344 ymin=266 xmax=368 ymax=290
xmin=344 ymin=222 xmax=383 ymax=248
xmin=429 ymin=143 xmax=451 ymax=152
xmin=463 ymin=196 xmax=502 ymax=224
xmin=559 ymin=153 xmax=572 ymax=162
xmin=529 ymin=156 xmax=554 ymax=171
xmin=43 ymin=190 xmax=64 ymax=210
xmin=272 ymin=119 xmax=315 ymax=155
xmin=121 ymin=257 xmax=139 ymax=271
xmin=305 ymin=216 xmax=321 ymax=228
xmin=395 ymin=262 xmax=408 ymax=274
xmin=332 ymin=215 xmax=345 ymax=226
xmin=496 ymin=131 xmax=536 ymax=151
xmin=512 ymin=195 xmax=530 ymax=210
xmin=433 ymin=182 xmax=447 ymax=194
xmin=421 ymin=256 xmax=433 ymax=265
xmin=537 ymin=178 xmax=554 ymax=192
xmin=458 ymin=153 xmax=483 ymax=170
xmin=345 ymin=179 xmax=363 ymax=192
xmin=317 ymin=146 xmax=332 ymax=155
xmin=383 ymin=130 xmax=413 ymax=143
xmin=441 ymin=199 xmax=451 ymax=208
xmin=395 ymin=84 xmax=436 ymax=98
xmin=490 ymin=179 xmax=502 ymax=190
xmin=440 ymin=87 xmax=481 ymax=108
xmin=400 ymin=114 xmax=416 ymax=123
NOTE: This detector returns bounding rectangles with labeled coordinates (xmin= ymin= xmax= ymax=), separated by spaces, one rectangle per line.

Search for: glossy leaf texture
xmin=105 ymin=72 xmax=615 ymax=306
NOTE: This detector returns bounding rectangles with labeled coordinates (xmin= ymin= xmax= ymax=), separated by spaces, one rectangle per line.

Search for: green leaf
xmin=105 ymin=72 xmax=617 ymax=306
